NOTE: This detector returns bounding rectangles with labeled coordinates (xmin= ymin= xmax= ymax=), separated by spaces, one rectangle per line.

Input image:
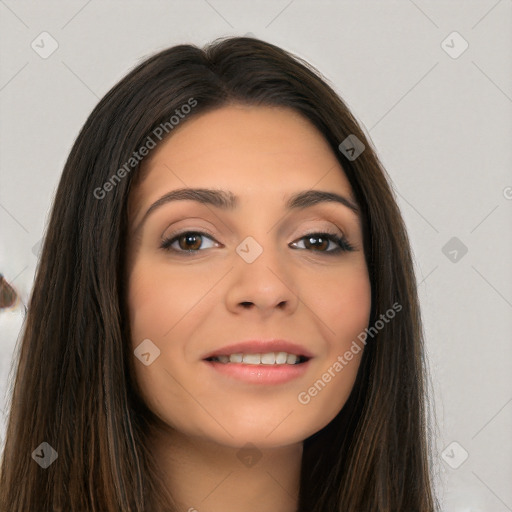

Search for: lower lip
xmin=204 ymin=360 xmax=311 ymax=385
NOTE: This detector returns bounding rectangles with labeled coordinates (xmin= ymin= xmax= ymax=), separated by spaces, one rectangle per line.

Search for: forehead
xmin=129 ymin=105 xmax=355 ymax=215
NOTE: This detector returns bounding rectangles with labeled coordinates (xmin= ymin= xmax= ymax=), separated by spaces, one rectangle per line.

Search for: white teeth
xmin=286 ymin=353 xmax=298 ymax=364
xmin=275 ymin=351 xmax=287 ymax=364
xmin=212 ymin=352 xmax=303 ymax=365
xmin=229 ymin=353 xmax=243 ymax=363
xmin=260 ymin=352 xmax=276 ymax=365
xmin=242 ymin=354 xmax=261 ymax=365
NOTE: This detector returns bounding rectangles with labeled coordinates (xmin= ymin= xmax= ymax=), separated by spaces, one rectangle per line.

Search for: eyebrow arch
xmin=287 ymin=189 xmax=358 ymax=213
xmin=135 ymin=187 xmax=359 ymax=232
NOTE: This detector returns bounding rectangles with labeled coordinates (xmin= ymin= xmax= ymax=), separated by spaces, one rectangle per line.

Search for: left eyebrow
xmin=133 ymin=187 xmax=359 ymax=233
xmin=286 ymin=189 xmax=359 ymax=213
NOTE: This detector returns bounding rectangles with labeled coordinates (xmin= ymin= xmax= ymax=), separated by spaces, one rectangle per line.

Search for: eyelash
xmin=160 ymin=229 xmax=355 ymax=256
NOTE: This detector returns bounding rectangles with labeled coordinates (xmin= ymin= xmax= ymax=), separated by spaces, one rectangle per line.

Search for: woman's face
xmin=126 ymin=104 xmax=371 ymax=449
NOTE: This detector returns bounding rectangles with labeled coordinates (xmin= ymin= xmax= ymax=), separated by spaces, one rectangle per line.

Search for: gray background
xmin=1 ymin=1 xmax=511 ymax=510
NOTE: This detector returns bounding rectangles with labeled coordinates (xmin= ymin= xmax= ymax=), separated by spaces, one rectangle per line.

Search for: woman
xmin=0 ymin=36 xmax=437 ymax=511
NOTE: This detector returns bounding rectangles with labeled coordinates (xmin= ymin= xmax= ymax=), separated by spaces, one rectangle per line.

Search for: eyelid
xmin=161 ymin=226 xmax=218 ymax=244
xmin=299 ymin=225 xmax=344 ymax=237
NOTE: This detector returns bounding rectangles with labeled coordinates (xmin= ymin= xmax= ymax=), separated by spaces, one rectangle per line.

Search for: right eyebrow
xmin=132 ymin=188 xmax=235 ymax=234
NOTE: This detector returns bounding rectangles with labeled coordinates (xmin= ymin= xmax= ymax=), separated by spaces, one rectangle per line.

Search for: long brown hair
xmin=0 ymin=36 xmax=438 ymax=511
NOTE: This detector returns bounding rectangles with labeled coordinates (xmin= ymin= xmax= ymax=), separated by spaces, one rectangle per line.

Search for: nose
xmin=225 ymin=237 xmax=300 ymax=317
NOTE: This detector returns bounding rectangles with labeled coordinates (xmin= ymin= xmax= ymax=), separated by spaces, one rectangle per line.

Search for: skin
xmin=126 ymin=105 xmax=371 ymax=512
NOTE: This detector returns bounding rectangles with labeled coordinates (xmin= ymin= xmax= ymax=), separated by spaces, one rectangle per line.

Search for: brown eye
xmin=177 ymin=233 xmax=203 ymax=251
xmin=303 ymin=234 xmax=330 ymax=251
xmin=160 ymin=231 xmax=218 ymax=253
xmin=290 ymin=232 xmax=354 ymax=255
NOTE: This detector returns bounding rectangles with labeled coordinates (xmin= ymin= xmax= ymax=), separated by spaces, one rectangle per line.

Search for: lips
xmin=202 ymin=340 xmax=314 ymax=385
xmin=202 ymin=339 xmax=314 ymax=361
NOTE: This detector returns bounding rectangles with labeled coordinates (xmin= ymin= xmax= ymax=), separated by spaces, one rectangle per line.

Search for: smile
xmin=205 ymin=352 xmax=309 ymax=365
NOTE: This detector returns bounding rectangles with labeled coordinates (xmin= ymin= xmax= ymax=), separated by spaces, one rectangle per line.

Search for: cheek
xmin=333 ymin=272 xmax=372 ymax=342
xmin=127 ymin=258 xmax=212 ymax=343
xmin=295 ymin=262 xmax=371 ymax=430
xmin=307 ymin=260 xmax=372 ymax=346
xmin=126 ymin=259 xmax=205 ymax=427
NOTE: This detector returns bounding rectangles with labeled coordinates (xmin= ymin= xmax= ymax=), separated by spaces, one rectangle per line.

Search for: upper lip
xmin=202 ymin=340 xmax=314 ymax=360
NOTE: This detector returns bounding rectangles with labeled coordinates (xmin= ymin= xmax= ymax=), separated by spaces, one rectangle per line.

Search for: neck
xmin=150 ymin=426 xmax=302 ymax=512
